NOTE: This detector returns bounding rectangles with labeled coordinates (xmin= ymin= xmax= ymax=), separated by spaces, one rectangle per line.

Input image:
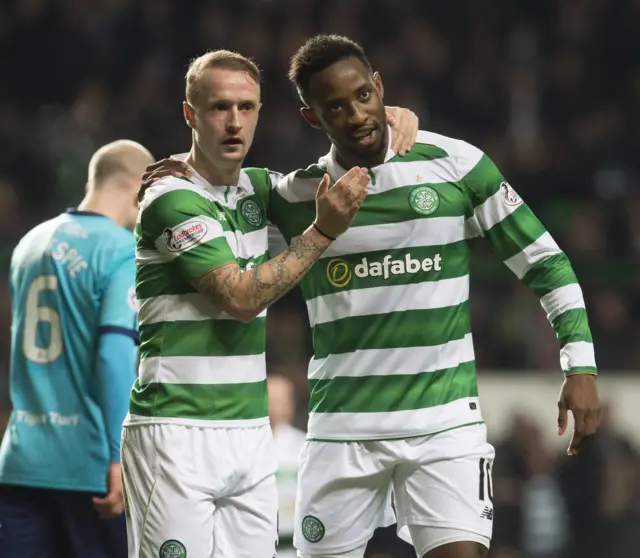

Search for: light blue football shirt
xmin=0 ymin=209 xmax=138 ymax=492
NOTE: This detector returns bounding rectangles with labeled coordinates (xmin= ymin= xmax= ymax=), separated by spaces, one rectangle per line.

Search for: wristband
xmin=312 ymin=223 xmax=336 ymax=242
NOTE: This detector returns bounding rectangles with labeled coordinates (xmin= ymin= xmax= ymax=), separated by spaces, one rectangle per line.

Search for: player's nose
xmin=226 ymin=107 xmax=242 ymax=132
xmin=346 ymin=102 xmax=367 ymax=126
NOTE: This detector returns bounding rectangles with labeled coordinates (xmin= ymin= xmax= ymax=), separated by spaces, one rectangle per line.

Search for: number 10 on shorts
xmin=478 ymin=457 xmax=493 ymax=503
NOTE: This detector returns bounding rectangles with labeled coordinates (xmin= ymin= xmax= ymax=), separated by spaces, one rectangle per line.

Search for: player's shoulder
xmin=415 ymin=130 xmax=483 ymax=161
xmin=273 ymin=156 xmax=327 ymax=185
xmin=16 ymin=216 xmax=59 ymax=245
xmin=12 ymin=213 xmax=134 ymax=275
xmin=271 ymin=162 xmax=327 ymax=205
xmin=411 ymin=130 xmax=485 ymax=180
xmin=72 ymin=215 xmax=135 ymax=268
xmin=64 ymin=211 xmax=134 ymax=247
xmin=139 ymin=175 xmax=206 ymax=213
xmin=11 ymin=216 xmax=60 ymax=265
xmin=242 ymin=166 xmax=282 ymax=188
xmin=291 ymin=162 xmax=327 ymax=181
xmin=12 ymin=212 xmax=103 ymax=258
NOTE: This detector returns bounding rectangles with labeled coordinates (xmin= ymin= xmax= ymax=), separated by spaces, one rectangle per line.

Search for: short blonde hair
xmin=185 ymin=50 xmax=261 ymax=106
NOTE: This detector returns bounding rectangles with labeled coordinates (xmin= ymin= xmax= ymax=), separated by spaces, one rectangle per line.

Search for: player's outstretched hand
xmin=386 ymin=106 xmax=419 ymax=157
xmin=92 ymin=462 xmax=125 ymax=519
xmin=314 ymin=168 xmax=369 ymax=240
xmin=557 ymin=373 xmax=600 ymax=456
xmin=138 ymin=158 xmax=192 ymax=201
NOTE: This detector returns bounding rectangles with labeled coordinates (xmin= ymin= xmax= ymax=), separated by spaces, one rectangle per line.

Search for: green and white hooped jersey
xmin=126 ymin=162 xmax=277 ymax=428
xmin=268 ymin=130 xmax=597 ymax=442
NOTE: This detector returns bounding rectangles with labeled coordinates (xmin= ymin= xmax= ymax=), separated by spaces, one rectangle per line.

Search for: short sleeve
xmin=139 ymin=186 xmax=236 ymax=282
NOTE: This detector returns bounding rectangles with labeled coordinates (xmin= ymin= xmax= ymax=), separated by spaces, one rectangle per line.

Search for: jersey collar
xmin=66 ymin=208 xmax=105 ymax=217
xmin=169 ymin=152 xmax=252 ymax=193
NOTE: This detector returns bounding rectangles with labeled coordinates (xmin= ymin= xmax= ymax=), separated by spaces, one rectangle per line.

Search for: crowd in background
xmin=1 ymin=0 xmax=638 ymax=556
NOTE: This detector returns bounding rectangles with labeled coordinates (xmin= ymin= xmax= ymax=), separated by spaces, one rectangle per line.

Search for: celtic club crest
xmin=301 ymin=515 xmax=325 ymax=543
xmin=238 ymin=197 xmax=265 ymax=228
xmin=409 ymin=185 xmax=440 ymax=215
xmin=159 ymin=540 xmax=186 ymax=558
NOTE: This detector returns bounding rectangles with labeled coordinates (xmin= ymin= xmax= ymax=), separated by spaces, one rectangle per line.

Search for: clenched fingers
xmin=567 ymin=407 xmax=589 ymax=455
xmin=568 ymin=430 xmax=590 ymax=456
xmin=585 ymin=408 xmax=600 ymax=436
xmin=92 ymin=496 xmax=124 ymax=519
xmin=570 ymin=408 xmax=600 ymax=455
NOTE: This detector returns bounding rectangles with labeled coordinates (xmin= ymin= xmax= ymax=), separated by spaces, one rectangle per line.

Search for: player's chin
xmin=350 ymin=133 xmax=384 ymax=157
xmin=218 ymin=146 xmax=247 ymax=161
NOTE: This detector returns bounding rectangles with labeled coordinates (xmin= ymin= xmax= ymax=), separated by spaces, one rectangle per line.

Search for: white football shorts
xmin=294 ymin=423 xmax=494 ymax=557
xmin=122 ymin=423 xmax=278 ymax=558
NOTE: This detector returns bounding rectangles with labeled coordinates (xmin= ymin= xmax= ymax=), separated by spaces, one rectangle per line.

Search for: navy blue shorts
xmin=0 ymin=484 xmax=126 ymax=558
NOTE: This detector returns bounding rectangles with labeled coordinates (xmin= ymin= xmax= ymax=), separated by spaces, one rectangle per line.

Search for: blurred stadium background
xmin=1 ymin=0 xmax=639 ymax=556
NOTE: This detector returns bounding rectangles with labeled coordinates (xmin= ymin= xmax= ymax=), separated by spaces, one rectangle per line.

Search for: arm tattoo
xmin=250 ymin=232 xmax=327 ymax=307
xmin=193 ymin=264 xmax=243 ymax=310
xmin=193 ymin=230 xmax=330 ymax=318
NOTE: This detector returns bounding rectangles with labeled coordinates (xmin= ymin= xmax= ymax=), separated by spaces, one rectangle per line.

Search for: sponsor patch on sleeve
xmin=162 ymin=219 xmax=208 ymax=252
xmin=499 ymin=182 xmax=523 ymax=206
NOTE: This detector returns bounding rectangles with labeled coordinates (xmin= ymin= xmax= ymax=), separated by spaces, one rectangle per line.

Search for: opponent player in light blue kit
xmin=0 ymin=140 xmax=154 ymax=558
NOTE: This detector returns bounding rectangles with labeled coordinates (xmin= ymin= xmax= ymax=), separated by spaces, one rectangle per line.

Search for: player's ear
xmin=373 ymin=71 xmax=384 ymax=100
xmin=301 ymin=107 xmax=322 ymax=130
xmin=183 ymin=102 xmax=194 ymax=129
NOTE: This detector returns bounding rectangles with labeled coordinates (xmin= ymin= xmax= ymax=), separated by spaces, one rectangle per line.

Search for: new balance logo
xmin=480 ymin=507 xmax=493 ymax=520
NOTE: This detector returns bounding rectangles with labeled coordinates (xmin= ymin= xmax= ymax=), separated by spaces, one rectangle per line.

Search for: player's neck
xmin=77 ymin=193 xmax=129 ymax=229
xmin=187 ymin=144 xmax=241 ymax=187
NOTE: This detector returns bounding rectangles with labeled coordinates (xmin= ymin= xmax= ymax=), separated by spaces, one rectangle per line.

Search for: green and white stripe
xmin=126 ymin=167 xmax=274 ymax=427
xmin=269 ymin=130 xmax=596 ymax=441
xmin=307 ymin=275 xmax=469 ymax=326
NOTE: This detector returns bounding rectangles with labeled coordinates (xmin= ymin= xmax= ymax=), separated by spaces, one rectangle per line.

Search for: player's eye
xmin=239 ymin=102 xmax=255 ymax=111
xmin=211 ymin=103 xmax=230 ymax=111
xmin=328 ymin=102 xmax=342 ymax=113
xmin=358 ymin=89 xmax=372 ymax=102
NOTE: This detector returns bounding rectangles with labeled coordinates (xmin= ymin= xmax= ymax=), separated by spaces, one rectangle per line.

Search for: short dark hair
xmin=288 ymin=34 xmax=373 ymax=105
